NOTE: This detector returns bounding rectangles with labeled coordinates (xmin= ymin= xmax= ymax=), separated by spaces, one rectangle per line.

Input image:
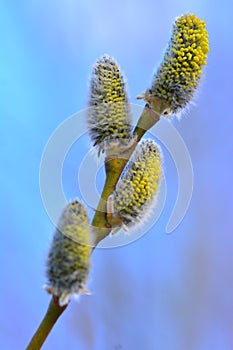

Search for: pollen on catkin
xmin=45 ymin=200 xmax=91 ymax=306
xmin=112 ymin=139 xmax=162 ymax=228
xmin=87 ymin=55 xmax=133 ymax=154
xmin=145 ymin=14 xmax=209 ymax=115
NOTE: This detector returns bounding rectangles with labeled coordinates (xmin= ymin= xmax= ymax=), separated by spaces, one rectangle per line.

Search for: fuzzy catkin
xmin=87 ymin=55 xmax=132 ymax=153
xmin=149 ymin=14 xmax=209 ymax=115
xmin=113 ymin=139 xmax=162 ymax=228
xmin=45 ymin=200 xmax=91 ymax=306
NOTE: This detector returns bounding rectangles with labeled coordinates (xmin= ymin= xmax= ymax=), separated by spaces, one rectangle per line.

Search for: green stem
xmin=26 ymin=297 xmax=67 ymax=350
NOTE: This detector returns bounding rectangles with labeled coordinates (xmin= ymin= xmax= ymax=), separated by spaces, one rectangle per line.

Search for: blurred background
xmin=1 ymin=0 xmax=233 ymax=349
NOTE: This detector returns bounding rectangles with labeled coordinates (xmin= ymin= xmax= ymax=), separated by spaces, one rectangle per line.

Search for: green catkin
xmin=142 ymin=14 xmax=209 ymax=115
xmin=112 ymin=139 xmax=162 ymax=228
xmin=87 ymin=55 xmax=132 ymax=154
xmin=45 ymin=200 xmax=91 ymax=306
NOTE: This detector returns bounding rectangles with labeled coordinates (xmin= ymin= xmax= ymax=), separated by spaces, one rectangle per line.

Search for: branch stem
xmin=26 ymin=297 xmax=67 ymax=350
xmin=26 ymin=104 xmax=161 ymax=349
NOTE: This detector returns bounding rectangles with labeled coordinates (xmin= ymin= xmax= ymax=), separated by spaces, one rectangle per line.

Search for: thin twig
xmin=26 ymin=297 xmax=67 ymax=350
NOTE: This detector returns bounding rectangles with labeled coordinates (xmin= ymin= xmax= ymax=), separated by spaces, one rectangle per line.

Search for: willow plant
xmin=26 ymin=14 xmax=209 ymax=349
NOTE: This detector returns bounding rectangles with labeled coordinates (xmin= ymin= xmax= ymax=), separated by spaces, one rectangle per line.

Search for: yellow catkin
xmin=149 ymin=14 xmax=209 ymax=115
xmin=113 ymin=139 xmax=162 ymax=228
xmin=45 ymin=200 xmax=91 ymax=306
xmin=87 ymin=55 xmax=132 ymax=154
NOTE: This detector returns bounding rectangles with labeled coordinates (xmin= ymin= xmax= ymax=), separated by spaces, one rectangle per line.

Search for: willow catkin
xmin=87 ymin=55 xmax=132 ymax=154
xmin=139 ymin=14 xmax=209 ymax=116
xmin=45 ymin=200 xmax=91 ymax=306
xmin=112 ymin=139 xmax=162 ymax=229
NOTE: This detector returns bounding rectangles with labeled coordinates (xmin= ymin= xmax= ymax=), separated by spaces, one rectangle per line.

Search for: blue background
xmin=1 ymin=1 xmax=233 ymax=349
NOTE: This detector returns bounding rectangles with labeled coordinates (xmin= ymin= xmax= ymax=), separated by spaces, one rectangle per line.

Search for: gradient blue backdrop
xmin=1 ymin=1 xmax=233 ymax=349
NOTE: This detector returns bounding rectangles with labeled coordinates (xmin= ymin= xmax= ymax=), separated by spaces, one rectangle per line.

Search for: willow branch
xmin=26 ymin=104 xmax=161 ymax=350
